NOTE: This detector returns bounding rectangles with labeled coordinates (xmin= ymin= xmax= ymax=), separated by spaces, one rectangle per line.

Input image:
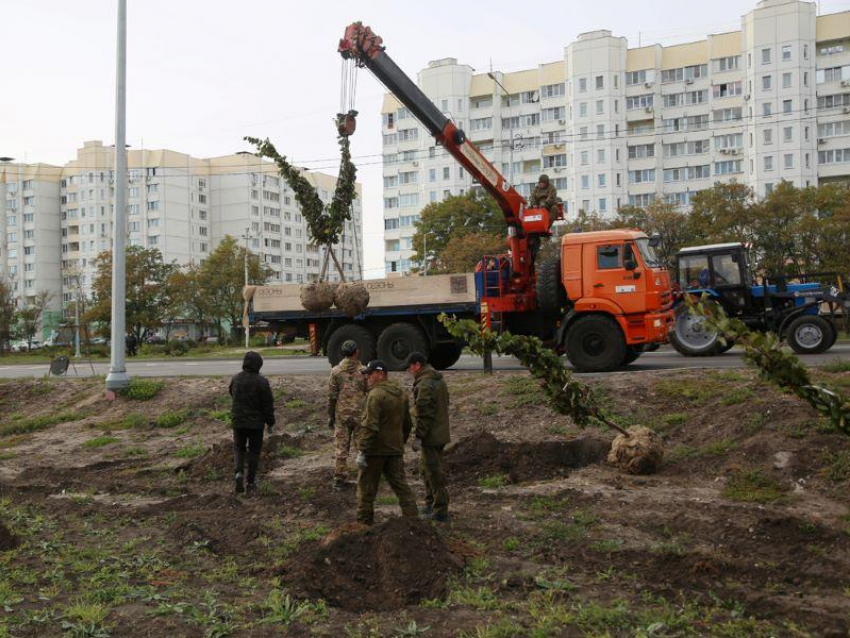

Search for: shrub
xmin=121 ymin=379 xmax=165 ymax=401
xmin=153 ymin=410 xmax=190 ymax=429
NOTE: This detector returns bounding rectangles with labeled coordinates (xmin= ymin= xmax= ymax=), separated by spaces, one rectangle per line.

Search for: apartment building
xmin=381 ymin=0 xmax=850 ymax=274
xmin=0 ymin=141 xmax=363 ymax=336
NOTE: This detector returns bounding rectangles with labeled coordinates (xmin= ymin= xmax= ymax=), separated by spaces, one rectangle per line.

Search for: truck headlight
xmin=653 ymin=319 xmax=662 ymax=328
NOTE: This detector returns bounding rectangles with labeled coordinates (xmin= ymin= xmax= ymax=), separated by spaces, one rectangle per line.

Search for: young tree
xmin=85 ymin=247 xmax=178 ymax=341
xmin=198 ymin=236 xmax=269 ymax=342
xmin=433 ymin=232 xmax=505 ymax=274
xmin=411 ymin=191 xmax=505 ymax=268
xmin=0 ymin=282 xmax=16 ymax=354
xmin=614 ymin=199 xmax=696 ymax=268
xmin=689 ymin=182 xmax=757 ymax=247
xmin=169 ymin=265 xmax=211 ymax=339
xmin=16 ymin=290 xmax=53 ymax=349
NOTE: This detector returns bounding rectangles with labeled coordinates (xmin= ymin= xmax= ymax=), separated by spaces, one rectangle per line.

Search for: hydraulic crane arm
xmin=339 ymin=22 xmax=526 ymax=232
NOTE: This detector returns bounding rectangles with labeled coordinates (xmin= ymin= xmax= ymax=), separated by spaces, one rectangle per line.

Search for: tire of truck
xmin=623 ymin=344 xmax=645 ymax=365
xmin=823 ymin=318 xmax=838 ymax=351
xmin=565 ymin=315 xmax=627 ymax=372
xmin=429 ymin=342 xmax=464 ymax=370
xmin=327 ymin=324 xmax=376 ymax=367
xmin=669 ymin=303 xmax=721 ymax=357
xmin=536 ymin=257 xmax=567 ymax=315
xmin=786 ymin=315 xmax=832 ymax=355
xmin=716 ymin=339 xmax=736 ymax=354
xmin=376 ymin=322 xmax=429 ymax=371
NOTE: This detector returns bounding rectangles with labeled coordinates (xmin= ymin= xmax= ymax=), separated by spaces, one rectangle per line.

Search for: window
xmin=714 ymin=160 xmax=743 ymax=175
xmin=764 ymin=128 xmax=773 ymax=145
xmin=470 ymin=117 xmax=492 ymax=131
xmin=399 ymin=193 xmax=419 ymax=207
xmin=597 ymin=149 xmax=605 ymax=163
xmin=629 ymin=193 xmax=655 ymax=207
xmin=383 ymin=133 xmax=397 ymax=146
xmin=626 ymin=94 xmax=653 ymax=110
xmin=628 ymin=144 xmax=655 ymax=159
xmin=818 ymin=120 xmax=850 ymax=138
xmin=663 ymin=115 xmax=709 ymax=132
xmin=783 ymin=126 xmax=793 ymax=142
xmin=597 ymin=245 xmax=621 ymax=269
xmin=713 ymin=81 xmax=742 ymax=98
xmin=578 ymin=78 xmax=587 ymax=92
xmin=598 ymin=198 xmax=607 ymax=213
xmin=817 ymin=66 xmax=849 ymax=84
xmin=24 ymin=246 xmax=35 ymax=256
xmin=782 ymin=99 xmax=792 ymax=114
xmin=146 ymin=201 xmax=159 ymax=211
xmin=761 ymin=48 xmax=771 ymax=65
xmin=442 ymin=166 xmax=450 ymax=180
xmin=713 ymin=56 xmax=741 ymax=72
xmin=782 ymin=45 xmax=791 ymax=61
xmin=580 ymin=102 xmax=588 ymax=117
xmin=783 ymin=72 xmax=792 ymax=88
xmin=581 ymin=175 xmax=590 ymax=189
xmin=596 ymin=100 xmax=604 ymax=114
xmin=598 ymin=173 xmax=606 ymax=187
xmin=595 ymin=75 xmax=604 ymax=90
xmin=763 ymin=102 xmax=772 ymax=116
xmin=714 ymin=133 xmax=743 ymax=150
xmin=628 ymin=169 xmax=655 ymax=184
xmin=596 ymin=124 xmax=605 ymax=139
xmin=820 ymin=44 xmax=846 ymax=56
xmin=541 ymin=106 xmax=565 ymax=121
xmin=817 ymin=94 xmax=850 ymax=110
xmin=663 ymin=140 xmax=709 ymax=157
xmin=580 ymin=151 xmax=589 ymax=165
xmin=541 ymin=83 xmax=565 ymax=98
xmin=397 ymin=128 xmax=418 ymax=142
xmin=764 ymin=156 xmax=774 ymax=171
xmin=661 ymin=64 xmax=707 ymax=83
xmin=543 ymin=154 xmax=566 ymax=168
xmin=784 ymin=154 xmax=794 ymax=169
xmin=762 ymin=75 xmax=772 ymax=90
xmin=579 ymin=126 xmax=588 ymax=140
xmin=428 ymin=168 xmax=436 ymax=182
xmin=713 ymin=107 xmax=742 ymax=122
xmin=818 ymin=148 xmax=850 ymax=164
xmin=384 ymin=198 xmax=399 ymax=210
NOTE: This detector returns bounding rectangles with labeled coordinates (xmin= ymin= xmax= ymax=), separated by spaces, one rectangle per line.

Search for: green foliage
xmin=723 ymin=470 xmax=787 ymax=503
xmin=439 ymin=315 xmax=626 ymax=434
xmin=0 ymin=412 xmax=84 ymax=437
xmin=153 ymin=410 xmax=190 ymax=429
xmin=121 ymin=379 xmax=164 ymax=401
xmin=175 ymin=444 xmax=206 ymax=459
xmin=823 ymin=360 xmax=850 ymax=373
xmin=685 ymin=294 xmax=849 ymax=435
xmin=260 ymin=590 xmax=311 ymax=625
xmin=478 ymin=474 xmax=508 ymax=489
xmin=82 ymin=436 xmax=120 ymax=449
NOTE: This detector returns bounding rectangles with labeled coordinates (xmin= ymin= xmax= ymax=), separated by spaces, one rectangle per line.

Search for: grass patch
xmin=82 ymin=435 xmax=120 ymax=449
xmin=96 ymin=413 xmax=146 ymax=430
xmin=284 ymin=398 xmax=308 ymax=409
xmin=661 ymin=412 xmax=688 ymax=427
xmin=703 ymin=439 xmax=738 ymax=456
xmin=822 ymin=360 xmax=850 ymax=373
xmin=501 ymin=375 xmax=545 ymax=408
xmin=0 ymin=412 xmax=84 ymax=437
xmin=502 ymin=537 xmax=520 ymax=551
xmin=153 ymin=410 xmax=190 ymax=429
xmin=590 ymin=539 xmax=623 ymax=553
xmin=723 ymin=470 xmax=787 ymax=504
xmin=208 ymin=409 xmax=231 ymax=425
xmin=121 ymin=378 xmax=164 ymax=401
xmin=275 ymin=445 xmax=304 ymax=459
xmin=476 ymin=404 xmax=499 ymax=416
xmin=478 ymin=474 xmax=508 ymax=489
xmin=721 ymin=386 xmax=755 ymax=406
xmin=122 ymin=447 xmax=148 ymax=458
xmin=376 ymin=494 xmax=399 ymax=506
xmin=175 ymin=444 xmax=206 ymax=459
xmin=823 ymin=449 xmax=850 ymax=483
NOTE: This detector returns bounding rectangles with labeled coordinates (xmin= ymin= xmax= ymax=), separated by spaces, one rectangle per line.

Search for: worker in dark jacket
xmin=229 ymin=351 xmax=276 ymax=495
xmin=530 ymin=174 xmax=559 ymax=218
xmin=405 ymin=352 xmax=451 ymax=522
xmin=355 ymin=360 xmax=418 ymax=525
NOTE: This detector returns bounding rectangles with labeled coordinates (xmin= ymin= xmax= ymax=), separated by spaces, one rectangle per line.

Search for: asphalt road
xmin=0 ymin=344 xmax=848 ymax=379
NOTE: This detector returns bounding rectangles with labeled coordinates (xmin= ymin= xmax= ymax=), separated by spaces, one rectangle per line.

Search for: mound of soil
xmin=0 ymin=521 xmax=20 ymax=552
xmin=186 ymin=433 xmax=300 ymax=478
xmin=286 ymin=517 xmax=463 ymax=611
xmin=608 ymin=426 xmax=664 ymax=475
xmin=169 ymin=517 xmax=263 ymax=556
xmin=446 ymin=431 xmax=610 ymax=485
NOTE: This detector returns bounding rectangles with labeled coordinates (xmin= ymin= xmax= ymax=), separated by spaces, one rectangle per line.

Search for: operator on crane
xmin=530 ymin=174 xmax=560 ymax=219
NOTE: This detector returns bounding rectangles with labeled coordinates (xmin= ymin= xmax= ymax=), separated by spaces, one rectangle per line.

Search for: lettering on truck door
xmin=592 ymin=242 xmax=647 ymax=315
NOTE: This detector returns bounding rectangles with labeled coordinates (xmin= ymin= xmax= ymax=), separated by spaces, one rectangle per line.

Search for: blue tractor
xmin=670 ymin=242 xmax=848 ymax=357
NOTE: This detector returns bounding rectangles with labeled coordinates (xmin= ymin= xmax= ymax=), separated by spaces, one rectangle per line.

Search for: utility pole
xmin=106 ymin=0 xmax=129 ymax=392
xmin=241 ymin=227 xmax=252 ymax=349
xmin=74 ymin=275 xmax=82 ymax=358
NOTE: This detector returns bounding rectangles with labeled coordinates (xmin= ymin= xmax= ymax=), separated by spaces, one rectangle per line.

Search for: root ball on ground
xmin=334 ymin=282 xmax=370 ymax=317
xmin=300 ymin=282 xmax=337 ymax=312
xmin=607 ymin=425 xmax=663 ymax=475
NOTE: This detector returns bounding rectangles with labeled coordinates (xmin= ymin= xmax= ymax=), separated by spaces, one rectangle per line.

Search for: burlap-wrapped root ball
xmin=607 ymin=425 xmax=664 ymax=475
xmin=300 ymin=282 xmax=337 ymax=312
xmin=334 ymin=282 xmax=370 ymax=318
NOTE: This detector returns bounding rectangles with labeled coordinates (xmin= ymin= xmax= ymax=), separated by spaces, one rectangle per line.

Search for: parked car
xmin=10 ymin=340 xmax=42 ymax=352
xmin=145 ymin=335 xmax=166 ymax=345
xmin=89 ymin=336 xmax=109 ymax=346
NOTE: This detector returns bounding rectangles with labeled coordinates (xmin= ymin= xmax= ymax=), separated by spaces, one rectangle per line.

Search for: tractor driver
xmin=530 ymin=174 xmax=560 ymax=218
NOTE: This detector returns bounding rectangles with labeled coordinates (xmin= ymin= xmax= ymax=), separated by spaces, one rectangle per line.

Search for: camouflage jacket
xmin=328 ymin=356 xmax=366 ymax=423
xmin=412 ymin=365 xmax=450 ymax=446
xmin=530 ymin=183 xmax=558 ymax=209
xmin=358 ymin=379 xmax=413 ymax=455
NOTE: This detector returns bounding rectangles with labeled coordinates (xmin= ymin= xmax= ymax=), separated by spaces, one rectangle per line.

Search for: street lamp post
xmin=487 ymin=72 xmax=515 ymax=186
xmin=106 ymin=0 xmax=130 ymax=392
xmin=422 ymin=231 xmax=434 ymax=276
xmin=241 ymin=227 xmax=252 ymax=349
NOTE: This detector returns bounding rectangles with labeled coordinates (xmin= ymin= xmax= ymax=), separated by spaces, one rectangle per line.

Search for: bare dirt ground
xmin=1 ymin=366 xmax=849 ymax=637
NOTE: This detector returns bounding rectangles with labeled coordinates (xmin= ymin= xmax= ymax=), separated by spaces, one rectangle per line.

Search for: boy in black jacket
xmin=229 ymin=351 xmax=276 ymax=495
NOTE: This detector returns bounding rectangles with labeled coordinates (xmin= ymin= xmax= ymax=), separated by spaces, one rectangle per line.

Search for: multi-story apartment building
xmin=0 ymin=141 xmax=363 ymax=336
xmin=381 ymin=0 xmax=850 ymax=274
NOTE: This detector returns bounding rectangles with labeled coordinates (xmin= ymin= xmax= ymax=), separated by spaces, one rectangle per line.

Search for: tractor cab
xmin=675 ymin=243 xmax=752 ymax=314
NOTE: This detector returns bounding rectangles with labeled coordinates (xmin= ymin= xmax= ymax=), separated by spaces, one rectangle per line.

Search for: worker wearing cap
xmin=405 ymin=352 xmax=451 ymax=522
xmin=354 ymin=359 xmax=418 ymax=525
xmin=530 ymin=174 xmax=559 ymax=218
xmin=327 ymin=339 xmax=367 ymax=490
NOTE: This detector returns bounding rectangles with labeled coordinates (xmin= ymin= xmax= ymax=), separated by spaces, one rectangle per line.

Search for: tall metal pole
xmin=242 ymin=227 xmax=250 ymax=348
xmin=423 ymin=232 xmax=428 ymax=276
xmin=106 ymin=0 xmax=130 ymax=391
xmin=74 ymin=282 xmax=82 ymax=358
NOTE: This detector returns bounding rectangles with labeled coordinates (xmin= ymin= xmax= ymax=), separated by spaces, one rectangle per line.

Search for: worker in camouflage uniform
xmin=530 ymin=174 xmax=560 ymax=218
xmin=354 ymin=360 xmax=418 ymax=525
xmin=405 ymin=352 xmax=451 ymax=522
xmin=327 ymin=340 xmax=367 ymax=489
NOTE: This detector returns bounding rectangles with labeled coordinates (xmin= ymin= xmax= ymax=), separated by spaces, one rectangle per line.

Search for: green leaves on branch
xmin=245 ymin=130 xmax=357 ymax=248
xmin=684 ymin=295 xmax=849 ymax=435
xmin=438 ymin=314 xmax=627 ymax=435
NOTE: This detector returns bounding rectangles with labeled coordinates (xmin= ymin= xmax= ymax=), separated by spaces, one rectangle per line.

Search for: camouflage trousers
xmin=356 ymin=455 xmax=418 ymax=525
xmin=333 ymin=418 xmax=358 ymax=483
xmin=421 ymin=445 xmax=449 ymax=516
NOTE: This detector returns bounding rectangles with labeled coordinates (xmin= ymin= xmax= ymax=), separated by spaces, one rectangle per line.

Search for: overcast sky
xmin=3 ymin=0 xmax=849 ymax=278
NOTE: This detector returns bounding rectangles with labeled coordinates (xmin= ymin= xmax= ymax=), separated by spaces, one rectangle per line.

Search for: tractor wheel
xmin=787 ymin=315 xmax=832 ymax=355
xmin=716 ymin=339 xmax=736 ymax=354
xmin=669 ymin=303 xmax=720 ymax=357
xmin=823 ymin=318 xmax=838 ymax=351
xmin=536 ymin=257 xmax=566 ymax=315
xmin=377 ymin=322 xmax=429 ymax=371
xmin=429 ymin=342 xmax=464 ymax=370
xmin=327 ymin=324 xmax=376 ymax=367
xmin=565 ymin=315 xmax=627 ymax=372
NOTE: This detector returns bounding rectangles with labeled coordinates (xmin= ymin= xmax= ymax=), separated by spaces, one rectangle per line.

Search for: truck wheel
xmin=565 ymin=315 xmax=627 ymax=372
xmin=327 ymin=324 xmax=376 ymax=367
xmin=623 ymin=344 xmax=644 ymax=365
xmin=377 ymin=323 xmax=429 ymax=371
xmin=787 ymin=315 xmax=832 ymax=355
xmin=536 ymin=257 xmax=566 ymax=314
xmin=669 ymin=304 xmax=720 ymax=357
xmin=824 ymin=318 xmax=838 ymax=350
xmin=429 ymin=342 xmax=464 ymax=370
xmin=716 ymin=339 xmax=735 ymax=354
